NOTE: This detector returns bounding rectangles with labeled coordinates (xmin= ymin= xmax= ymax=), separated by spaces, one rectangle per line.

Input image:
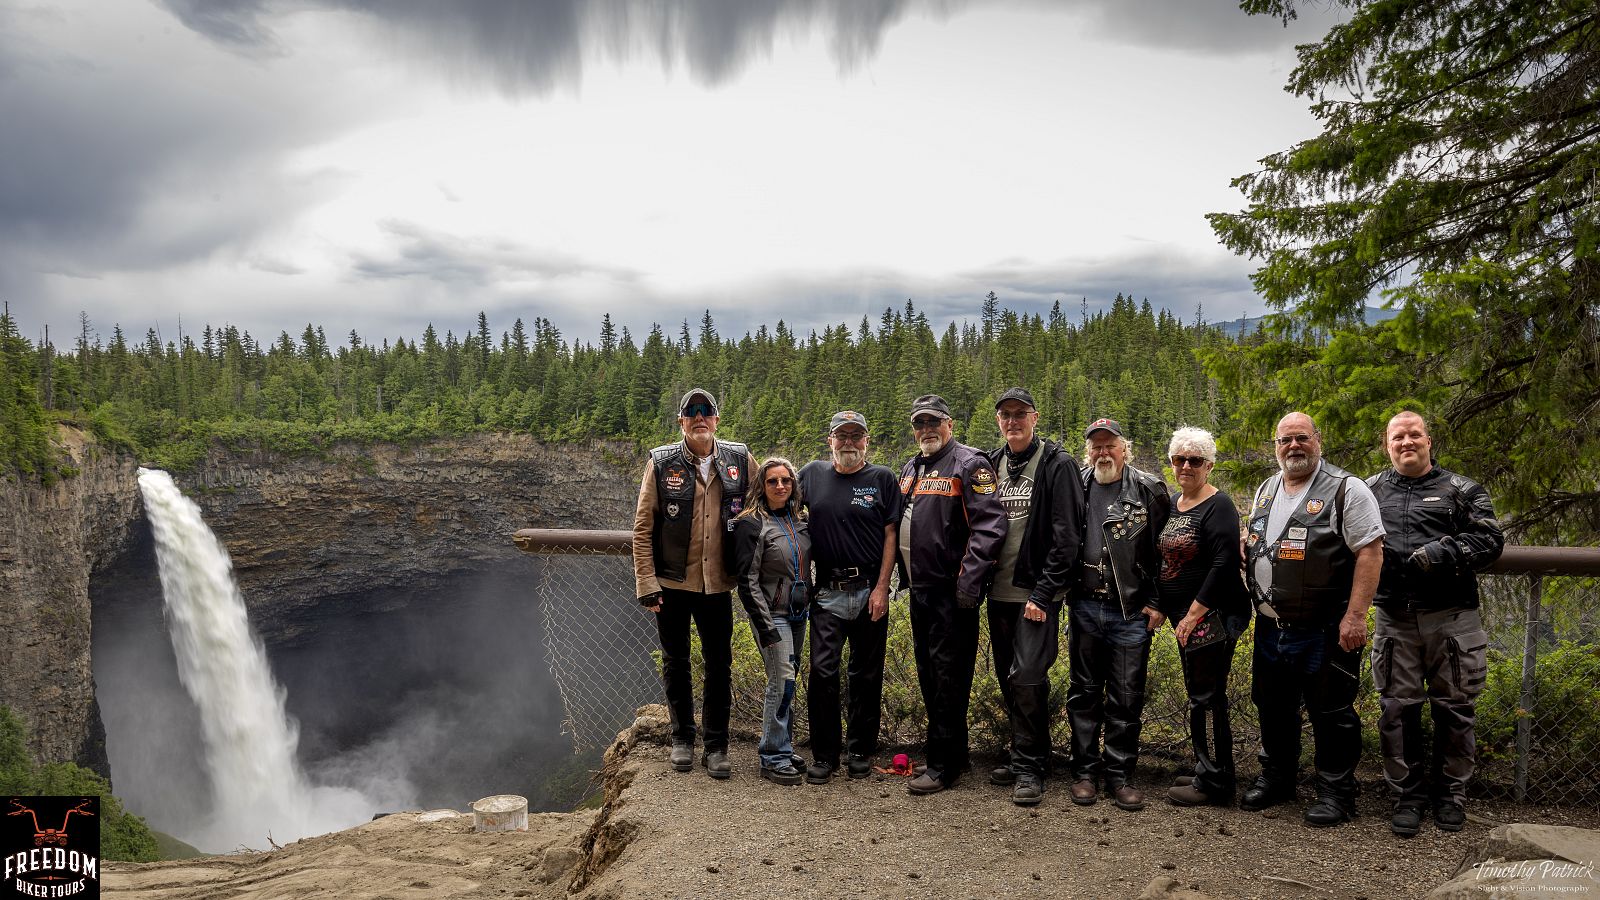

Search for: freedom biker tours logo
xmin=3 ymin=797 xmax=100 ymax=899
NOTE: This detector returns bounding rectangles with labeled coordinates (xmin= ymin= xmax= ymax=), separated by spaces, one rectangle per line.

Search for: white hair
xmin=1082 ymin=434 xmax=1133 ymax=458
xmin=1167 ymin=426 xmax=1216 ymax=463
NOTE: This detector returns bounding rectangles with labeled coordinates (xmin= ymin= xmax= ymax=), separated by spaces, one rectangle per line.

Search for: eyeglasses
xmin=1170 ymin=455 xmax=1210 ymax=469
xmin=1273 ymin=433 xmax=1315 ymax=446
xmin=997 ymin=411 xmax=1034 ymax=421
xmin=765 ymin=476 xmax=794 ymax=486
xmin=831 ymin=431 xmax=867 ymax=443
xmin=681 ymin=403 xmax=715 ymax=419
xmin=912 ymin=417 xmax=946 ymax=431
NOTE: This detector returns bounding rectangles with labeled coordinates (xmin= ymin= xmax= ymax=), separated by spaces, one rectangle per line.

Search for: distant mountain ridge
xmin=1215 ymin=305 xmax=1399 ymax=338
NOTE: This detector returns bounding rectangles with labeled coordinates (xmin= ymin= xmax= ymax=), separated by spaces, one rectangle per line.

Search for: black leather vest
xmin=1245 ymin=461 xmax=1355 ymax=626
xmin=650 ymin=439 xmax=751 ymax=583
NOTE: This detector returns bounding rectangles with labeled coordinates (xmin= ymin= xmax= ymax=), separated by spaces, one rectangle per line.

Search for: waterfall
xmin=137 ymin=468 xmax=378 ymax=851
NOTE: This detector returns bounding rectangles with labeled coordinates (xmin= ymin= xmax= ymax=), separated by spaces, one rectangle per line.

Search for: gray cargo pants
xmin=1372 ymin=606 xmax=1488 ymax=806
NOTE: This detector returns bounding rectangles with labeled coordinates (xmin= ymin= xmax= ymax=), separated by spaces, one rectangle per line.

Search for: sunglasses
xmin=912 ymin=417 xmax=946 ymax=430
xmin=1273 ymin=433 xmax=1314 ymax=446
xmin=1170 ymin=455 xmax=1210 ymax=469
xmin=681 ymin=403 xmax=715 ymax=419
xmin=765 ymin=476 xmax=794 ymax=486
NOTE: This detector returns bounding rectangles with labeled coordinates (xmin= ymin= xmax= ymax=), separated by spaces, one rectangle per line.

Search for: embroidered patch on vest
xmin=1305 ymin=499 xmax=1325 ymax=515
xmin=666 ymin=501 xmax=682 ymax=518
xmin=664 ymin=468 xmax=688 ymax=492
xmin=727 ymin=465 xmax=740 ymax=480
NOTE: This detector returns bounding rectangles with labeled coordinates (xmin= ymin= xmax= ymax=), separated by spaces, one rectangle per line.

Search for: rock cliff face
xmin=0 ymin=428 xmax=140 ymax=773
xmin=0 ymin=428 xmax=640 ymax=774
xmin=175 ymin=434 xmax=638 ymax=642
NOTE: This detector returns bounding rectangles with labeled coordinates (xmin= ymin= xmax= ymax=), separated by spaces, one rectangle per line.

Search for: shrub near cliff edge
xmin=0 ymin=707 xmax=159 ymax=862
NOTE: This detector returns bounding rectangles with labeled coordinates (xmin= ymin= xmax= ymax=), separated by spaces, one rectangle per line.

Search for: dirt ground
xmin=106 ymin=714 xmax=1600 ymax=900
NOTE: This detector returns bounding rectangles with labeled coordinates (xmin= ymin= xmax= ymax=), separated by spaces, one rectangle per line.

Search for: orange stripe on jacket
xmin=914 ymin=476 xmax=962 ymax=496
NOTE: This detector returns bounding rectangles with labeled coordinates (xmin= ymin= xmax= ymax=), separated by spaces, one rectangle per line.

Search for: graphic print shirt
xmin=989 ymin=450 xmax=1041 ymax=603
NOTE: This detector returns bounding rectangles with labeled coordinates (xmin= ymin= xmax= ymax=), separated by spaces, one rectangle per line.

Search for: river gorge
xmin=0 ymin=428 xmax=638 ymax=850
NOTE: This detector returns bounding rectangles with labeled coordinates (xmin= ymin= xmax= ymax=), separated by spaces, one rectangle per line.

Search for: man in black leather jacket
xmin=1067 ymin=418 xmax=1170 ymax=812
xmin=982 ymin=388 xmax=1084 ymax=806
xmin=896 ymin=393 xmax=1007 ymax=795
xmin=1367 ymin=411 xmax=1504 ymax=837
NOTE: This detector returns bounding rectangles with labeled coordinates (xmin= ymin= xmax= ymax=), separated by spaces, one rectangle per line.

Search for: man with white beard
xmin=895 ymin=394 xmax=1007 ymax=795
xmin=796 ymin=411 xmax=903 ymax=784
xmin=1068 ymin=418 xmax=1170 ymax=811
xmin=1242 ymin=411 xmax=1385 ymax=827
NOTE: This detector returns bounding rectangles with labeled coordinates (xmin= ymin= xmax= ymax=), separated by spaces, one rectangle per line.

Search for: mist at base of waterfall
xmin=98 ymin=472 xmax=567 ymax=852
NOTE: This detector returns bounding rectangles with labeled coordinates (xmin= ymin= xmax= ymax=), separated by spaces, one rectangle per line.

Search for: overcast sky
xmin=1 ymin=0 xmax=1342 ymax=348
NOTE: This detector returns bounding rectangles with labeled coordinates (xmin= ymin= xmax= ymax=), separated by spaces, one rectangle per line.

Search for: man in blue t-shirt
xmin=797 ymin=411 xmax=903 ymax=784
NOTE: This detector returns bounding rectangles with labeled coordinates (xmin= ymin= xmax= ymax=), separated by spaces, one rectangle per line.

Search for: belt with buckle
xmin=826 ymin=567 xmax=871 ymax=592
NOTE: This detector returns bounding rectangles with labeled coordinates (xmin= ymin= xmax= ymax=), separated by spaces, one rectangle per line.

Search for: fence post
xmin=1514 ymin=573 xmax=1542 ymax=802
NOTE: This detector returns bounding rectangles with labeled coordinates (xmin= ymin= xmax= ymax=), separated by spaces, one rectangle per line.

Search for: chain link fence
xmin=517 ymin=531 xmax=1599 ymax=807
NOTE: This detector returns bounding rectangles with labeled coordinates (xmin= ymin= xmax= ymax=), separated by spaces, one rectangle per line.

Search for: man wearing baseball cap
xmin=982 ymin=388 xmax=1084 ymax=805
xmin=896 ymin=393 xmax=1007 ymax=795
xmin=1068 ymin=417 xmax=1170 ymax=811
xmin=796 ymin=410 xmax=903 ymax=783
xmin=632 ymin=388 xmax=752 ymax=779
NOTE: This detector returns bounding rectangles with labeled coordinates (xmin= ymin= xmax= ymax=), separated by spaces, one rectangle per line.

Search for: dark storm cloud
xmin=0 ymin=3 xmax=345 ymax=312
xmin=351 ymin=220 xmax=641 ymax=286
xmin=156 ymin=0 xmax=1322 ymax=98
xmin=158 ymin=0 xmax=969 ymax=93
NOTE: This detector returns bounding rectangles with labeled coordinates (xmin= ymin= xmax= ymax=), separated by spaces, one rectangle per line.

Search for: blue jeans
xmin=759 ymin=617 xmax=806 ymax=769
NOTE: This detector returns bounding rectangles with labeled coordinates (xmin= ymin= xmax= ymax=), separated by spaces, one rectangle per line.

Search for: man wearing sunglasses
xmin=796 ymin=410 xmax=903 ymax=784
xmin=1069 ymin=417 xmax=1170 ymax=812
xmin=632 ymin=388 xmax=752 ymax=779
xmin=981 ymin=388 xmax=1083 ymax=806
xmin=1365 ymin=411 xmax=1503 ymax=837
xmin=895 ymin=393 xmax=1007 ymax=795
xmin=1242 ymin=411 xmax=1385 ymax=827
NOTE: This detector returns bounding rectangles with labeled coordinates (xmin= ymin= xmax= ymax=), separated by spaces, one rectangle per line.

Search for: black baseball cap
xmin=909 ymin=394 xmax=953 ymax=421
xmin=995 ymin=388 xmax=1036 ymax=410
xmin=679 ymin=388 xmax=719 ymax=416
xmin=1084 ymin=417 xmax=1123 ymax=439
xmin=829 ymin=410 xmax=869 ymax=434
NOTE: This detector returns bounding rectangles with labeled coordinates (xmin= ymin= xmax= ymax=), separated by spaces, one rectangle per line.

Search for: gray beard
xmin=832 ymin=448 xmax=865 ymax=470
xmin=1281 ymin=455 xmax=1314 ymax=478
xmin=918 ymin=435 xmax=946 ymax=456
xmin=1093 ymin=460 xmax=1123 ymax=484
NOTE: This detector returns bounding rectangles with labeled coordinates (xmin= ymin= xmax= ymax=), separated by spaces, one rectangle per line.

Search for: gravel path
xmin=104 ymin=710 xmax=1600 ymax=900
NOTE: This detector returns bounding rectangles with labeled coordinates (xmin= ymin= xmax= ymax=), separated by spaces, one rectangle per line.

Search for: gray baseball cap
xmin=679 ymin=388 xmax=719 ymax=416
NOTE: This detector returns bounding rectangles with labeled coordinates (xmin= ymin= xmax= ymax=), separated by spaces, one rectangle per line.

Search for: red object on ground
xmin=876 ymin=753 xmax=914 ymax=777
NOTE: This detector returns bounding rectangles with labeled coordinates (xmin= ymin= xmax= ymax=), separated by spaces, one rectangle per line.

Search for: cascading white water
xmin=137 ymin=467 xmax=379 ymax=851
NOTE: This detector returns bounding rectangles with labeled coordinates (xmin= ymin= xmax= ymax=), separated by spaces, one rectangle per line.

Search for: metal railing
xmin=515 ymin=529 xmax=1600 ymax=807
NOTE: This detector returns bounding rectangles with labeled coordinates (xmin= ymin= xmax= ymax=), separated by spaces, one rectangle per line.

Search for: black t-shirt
xmin=1082 ymin=477 xmax=1121 ymax=591
xmin=1155 ymin=490 xmax=1248 ymax=618
xmin=797 ymin=460 xmax=903 ymax=576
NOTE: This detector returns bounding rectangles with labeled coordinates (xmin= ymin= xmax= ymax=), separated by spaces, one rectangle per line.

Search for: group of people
xmin=631 ymin=387 xmax=1504 ymax=837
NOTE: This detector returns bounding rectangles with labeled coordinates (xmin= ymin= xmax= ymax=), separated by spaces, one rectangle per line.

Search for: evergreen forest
xmin=0 ymin=295 xmax=1247 ymax=477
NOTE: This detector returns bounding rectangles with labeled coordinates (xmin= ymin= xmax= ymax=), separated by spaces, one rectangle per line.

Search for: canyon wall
xmin=0 ymin=427 xmax=640 ymax=773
